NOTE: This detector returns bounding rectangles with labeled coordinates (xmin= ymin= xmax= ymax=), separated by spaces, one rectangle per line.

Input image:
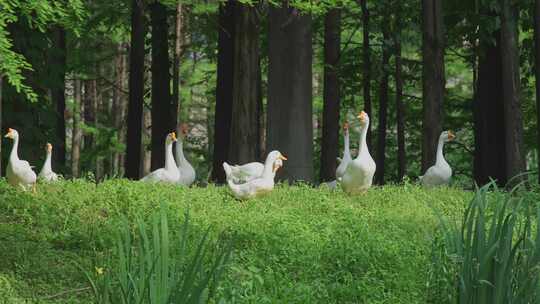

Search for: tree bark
xmin=83 ymin=79 xmax=97 ymax=154
xmin=229 ymin=4 xmax=260 ymax=165
xmin=150 ymin=2 xmax=172 ymax=171
xmin=125 ymin=0 xmax=146 ymax=179
xmin=395 ymin=9 xmax=406 ymax=181
xmin=375 ymin=21 xmax=390 ymax=185
xmin=72 ymin=79 xmax=82 ymax=178
xmin=51 ymin=27 xmax=66 ymax=172
xmin=535 ymin=0 xmax=540 ymax=184
xmin=112 ymin=43 xmax=127 ymax=176
xmin=267 ymin=4 xmax=313 ymax=183
xmin=360 ymin=0 xmax=372 ymax=147
xmin=0 ymin=75 xmax=2 ymax=176
xmin=320 ymin=8 xmax=341 ymax=182
xmin=172 ymin=3 xmax=183 ymax=132
xmin=211 ymin=0 xmax=236 ymax=184
xmin=500 ymin=0 xmax=525 ymax=184
xmin=421 ymin=0 xmax=445 ymax=172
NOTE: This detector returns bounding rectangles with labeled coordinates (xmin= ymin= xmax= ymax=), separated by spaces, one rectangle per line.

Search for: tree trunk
xmin=267 ymin=4 xmax=313 ymax=183
xmin=257 ymin=58 xmax=264 ymax=160
xmin=112 ymin=43 xmax=127 ymax=176
xmin=51 ymin=27 xmax=66 ymax=172
xmin=421 ymin=0 xmax=445 ymax=172
xmin=395 ymin=9 xmax=406 ymax=181
xmin=320 ymin=8 xmax=341 ymax=182
xmin=375 ymin=21 xmax=390 ymax=185
xmin=83 ymin=79 xmax=97 ymax=155
xmin=500 ymin=0 xmax=525 ymax=184
xmin=229 ymin=4 xmax=260 ymax=165
xmin=0 ymin=75 xmax=2 ymax=176
xmin=72 ymin=79 xmax=82 ymax=178
xmin=211 ymin=0 xmax=236 ymax=184
xmin=125 ymin=0 xmax=145 ymax=179
xmin=535 ymin=0 xmax=540 ymax=184
xmin=474 ymin=34 xmax=506 ymax=186
xmin=172 ymin=3 xmax=183 ymax=131
xmin=150 ymin=2 xmax=172 ymax=171
xmin=360 ymin=0 xmax=372 ymax=147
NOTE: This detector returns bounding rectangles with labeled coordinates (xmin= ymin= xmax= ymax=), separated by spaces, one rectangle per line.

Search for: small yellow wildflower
xmin=95 ymin=267 xmax=105 ymax=275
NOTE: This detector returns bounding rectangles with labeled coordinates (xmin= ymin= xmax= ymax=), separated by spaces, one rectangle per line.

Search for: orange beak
xmin=4 ymin=128 xmax=13 ymax=138
xmin=448 ymin=131 xmax=455 ymax=141
xmin=278 ymin=154 xmax=287 ymax=161
xmin=170 ymin=132 xmax=177 ymax=142
xmin=46 ymin=143 xmax=52 ymax=151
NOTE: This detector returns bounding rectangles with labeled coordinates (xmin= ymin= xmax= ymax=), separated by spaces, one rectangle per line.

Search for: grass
xmin=0 ymin=179 xmax=473 ymax=303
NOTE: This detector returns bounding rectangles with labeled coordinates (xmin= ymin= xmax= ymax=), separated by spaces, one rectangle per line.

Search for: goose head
xmin=440 ymin=130 xmax=455 ymax=143
xmin=45 ymin=143 xmax=53 ymax=153
xmin=166 ymin=132 xmax=178 ymax=144
xmin=357 ymin=111 xmax=369 ymax=127
xmin=266 ymin=150 xmax=287 ymax=173
xmin=343 ymin=121 xmax=349 ymax=131
xmin=4 ymin=128 xmax=18 ymax=140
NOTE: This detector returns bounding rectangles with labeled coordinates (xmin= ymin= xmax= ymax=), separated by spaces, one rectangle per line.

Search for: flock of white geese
xmin=3 ymin=112 xmax=455 ymax=200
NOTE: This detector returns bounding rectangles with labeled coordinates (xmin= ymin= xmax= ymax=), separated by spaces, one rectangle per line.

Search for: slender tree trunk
xmin=72 ymin=79 xmax=82 ymax=178
xmin=320 ymin=8 xmax=341 ymax=182
xmin=360 ymin=0 xmax=372 ymax=147
xmin=421 ymin=0 xmax=445 ymax=172
xmin=172 ymin=3 xmax=183 ymax=130
xmin=535 ymin=0 xmax=540 ymax=184
xmin=229 ymin=4 xmax=260 ymax=165
xmin=375 ymin=21 xmax=390 ymax=185
xmin=83 ymin=79 xmax=97 ymax=156
xmin=150 ymin=2 xmax=172 ymax=171
xmin=125 ymin=0 xmax=146 ymax=179
xmin=0 ymin=75 xmax=2 ymax=176
xmin=51 ymin=27 xmax=66 ymax=172
xmin=395 ymin=9 xmax=406 ymax=181
xmin=268 ymin=4 xmax=313 ymax=182
xmin=256 ymin=58 xmax=264 ymax=160
xmin=211 ymin=0 xmax=236 ymax=184
xmin=112 ymin=43 xmax=126 ymax=176
xmin=143 ymin=107 xmax=152 ymax=176
xmin=500 ymin=0 xmax=525 ymax=184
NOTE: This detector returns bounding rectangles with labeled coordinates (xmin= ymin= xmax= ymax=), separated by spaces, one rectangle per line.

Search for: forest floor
xmin=0 ymin=180 xmax=472 ymax=303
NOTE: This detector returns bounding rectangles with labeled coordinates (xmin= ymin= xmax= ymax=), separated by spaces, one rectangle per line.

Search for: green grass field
xmin=0 ymin=179 xmax=472 ymax=303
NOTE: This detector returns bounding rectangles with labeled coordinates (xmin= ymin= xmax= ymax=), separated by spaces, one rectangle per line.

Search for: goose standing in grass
xmin=38 ymin=143 xmax=58 ymax=182
xmin=4 ymin=128 xmax=37 ymax=191
xmin=420 ymin=130 xmax=455 ymax=187
xmin=223 ymin=150 xmax=286 ymax=200
xmin=341 ymin=112 xmax=376 ymax=194
xmin=141 ymin=132 xmax=180 ymax=183
xmin=222 ymin=161 xmax=265 ymax=184
xmin=323 ymin=121 xmax=353 ymax=189
xmin=175 ymin=123 xmax=196 ymax=186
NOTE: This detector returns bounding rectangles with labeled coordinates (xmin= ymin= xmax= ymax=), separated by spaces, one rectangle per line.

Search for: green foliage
xmin=428 ymin=183 xmax=540 ymax=303
xmin=0 ymin=179 xmax=473 ymax=303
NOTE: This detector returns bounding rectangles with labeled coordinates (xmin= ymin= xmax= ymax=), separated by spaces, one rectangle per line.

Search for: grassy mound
xmin=0 ymin=179 xmax=471 ymax=303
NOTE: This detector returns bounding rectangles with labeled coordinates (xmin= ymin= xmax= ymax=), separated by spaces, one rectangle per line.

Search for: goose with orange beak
xmin=4 ymin=128 xmax=37 ymax=191
xmin=141 ymin=132 xmax=180 ymax=183
xmin=223 ymin=150 xmax=286 ymax=200
xmin=38 ymin=143 xmax=58 ymax=182
xmin=419 ymin=130 xmax=455 ymax=187
xmin=175 ymin=123 xmax=196 ymax=186
xmin=323 ymin=121 xmax=353 ymax=189
xmin=341 ymin=111 xmax=376 ymax=194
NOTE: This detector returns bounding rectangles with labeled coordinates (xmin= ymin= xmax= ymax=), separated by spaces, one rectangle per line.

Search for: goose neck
xmin=165 ymin=141 xmax=176 ymax=170
xmin=9 ymin=135 xmax=19 ymax=161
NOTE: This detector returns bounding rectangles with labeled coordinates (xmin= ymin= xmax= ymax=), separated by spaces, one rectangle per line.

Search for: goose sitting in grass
xmin=4 ymin=128 xmax=37 ymax=191
xmin=141 ymin=132 xmax=180 ymax=183
xmin=222 ymin=161 xmax=265 ymax=184
xmin=420 ymin=130 xmax=455 ymax=187
xmin=176 ymin=123 xmax=196 ymax=186
xmin=223 ymin=150 xmax=286 ymax=200
xmin=341 ymin=111 xmax=376 ymax=194
xmin=38 ymin=143 xmax=58 ymax=182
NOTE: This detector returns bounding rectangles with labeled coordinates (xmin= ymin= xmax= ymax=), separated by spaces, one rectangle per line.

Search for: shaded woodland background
xmin=0 ymin=0 xmax=538 ymax=187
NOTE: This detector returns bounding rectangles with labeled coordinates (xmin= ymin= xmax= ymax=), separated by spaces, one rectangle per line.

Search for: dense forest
xmin=0 ymin=0 xmax=538 ymax=188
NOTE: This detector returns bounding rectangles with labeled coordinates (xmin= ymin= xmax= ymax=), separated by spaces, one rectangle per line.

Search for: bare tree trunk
xmin=51 ymin=26 xmax=67 ymax=172
xmin=267 ymin=4 xmax=313 ymax=183
xmin=150 ymin=2 xmax=172 ymax=171
xmin=375 ymin=21 xmax=390 ymax=185
xmin=211 ymin=0 xmax=236 ymax=184
xmin=125 ymin=0 xmax=146 ymax=179
xmin=112 ymin=43 xmax=126 ymax=176
xmin=72 ymin=79 xmax=82 ymax=178
xmin=320 ymin=8 xmax=341 ymax=182
xmin=172 ymin=3 xmax=183 ymax=128
xmin=229 ymin=4 xmax=260 ymax=165
xmin=0 ymin=75 xmax=2 ymax=176
xmin=360 ymin=0 xmax=372 ymax=147
xmin=421 ymin=0 xmax=445 ymax=172
xmin=500 ymin=0 xmax=525 ymax=184
xmin=395 ymin=8 xmax=406 ymax=181
xmin=143 ymin=107 xmax=152 ymax=176
xmin=535 ymin=0 xmax=540 ymax=184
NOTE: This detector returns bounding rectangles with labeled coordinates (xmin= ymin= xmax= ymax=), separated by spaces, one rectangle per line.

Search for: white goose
xmin=222 ymin=161 xmax=265 ymax=184
xmin=4 ymin=128 xmax=37 ymax=191
xmin=38 ymin=143 xmax=58 ymax=182
xmin=141 ymin=132 xmax=180 ymax=183
xmin=341 ymin=111 xmax=376 ymax=194
xmin=223 ymin=150 xmax=286 ymax=200
xmin=323 ymin=121 xmax=353 ymax=189
xmin=175 ymin=123 xmax=196 ymax=186
xmin=420 ymin=130 xmax=455 ymax=187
